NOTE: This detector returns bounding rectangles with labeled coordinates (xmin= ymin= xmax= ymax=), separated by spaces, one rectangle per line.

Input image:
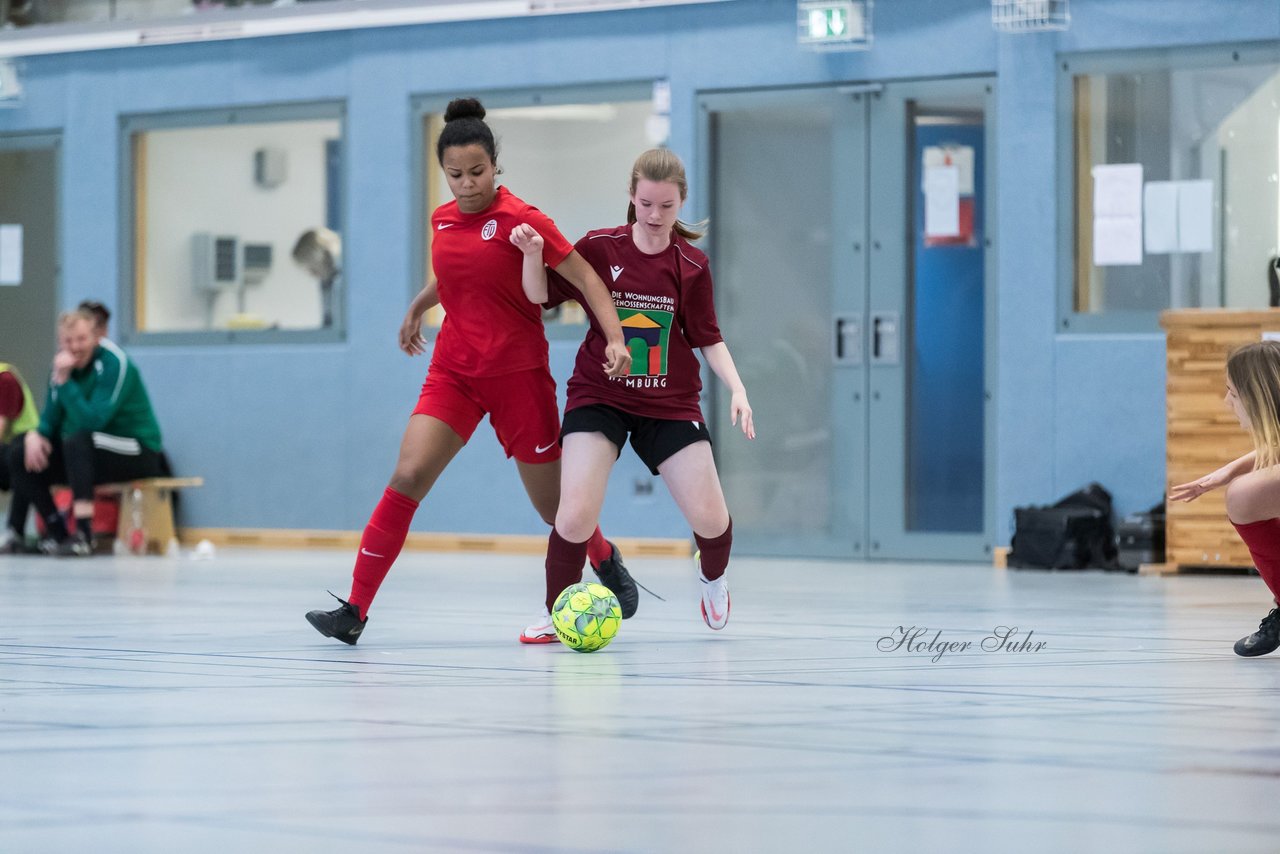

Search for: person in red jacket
xmin=305 ymin=98 xmax=637 ymax=645
xmin=512 ymin=148 xmax=754 ymax=636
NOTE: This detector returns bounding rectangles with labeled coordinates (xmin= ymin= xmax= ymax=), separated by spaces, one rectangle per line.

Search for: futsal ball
xmin=552 ymin=581 xmax=622 ymax=652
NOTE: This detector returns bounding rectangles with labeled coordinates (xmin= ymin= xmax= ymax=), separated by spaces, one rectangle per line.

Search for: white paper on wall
xmin=1092 ymin=164 xmax=1144 ymax=266
xmin=1092 ymin=163 xmax=1143 ymax=218
xmin=1177 ymin=180 xmax=1214 ymax=253
xmin=0 ymin=224 xmax=22 ymax=286
xmin=923 ymin=145 xmax=974 ymax=195
xmin=923 ymin=165 xmax=960 ymax=237
xmin=1142 ymin=179 xmax=1214 ymax=255
xmin=1094 ymin=216 xmax=1143 ymax=266
xmin=1143 ymin=182 xmax=1180 ymax=254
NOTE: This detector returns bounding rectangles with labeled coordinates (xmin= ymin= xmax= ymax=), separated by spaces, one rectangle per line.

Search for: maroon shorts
xmin=413 ymin=365 xmax=562 ymax=463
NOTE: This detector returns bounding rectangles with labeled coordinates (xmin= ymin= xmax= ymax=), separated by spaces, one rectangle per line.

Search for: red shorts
xmin=413 ymin=364 xmax=562 ymax=463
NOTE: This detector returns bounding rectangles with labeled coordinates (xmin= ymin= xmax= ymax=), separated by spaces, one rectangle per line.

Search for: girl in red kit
xmin=1173 ymin=341 xmax=1280 ymax=657
xmin=512 ymin=148 xmax=754 ymax=634
xmin=305 ymin=98 xmax=636 ymax=645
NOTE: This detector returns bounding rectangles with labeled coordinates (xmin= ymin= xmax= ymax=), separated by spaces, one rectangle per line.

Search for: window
xmin=412 ymin=85 xmax=655 ymax=336
xmin=121 ymin=102 xmax=345 ymax=343
xmin=1059 ymin=45 xmax=1280 ymax=330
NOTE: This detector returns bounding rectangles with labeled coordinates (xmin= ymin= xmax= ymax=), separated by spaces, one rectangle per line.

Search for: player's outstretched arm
xmin=554 ymin=250 xmax=632 ymax=379
xmin=400 ymin=279 xmax=439 ymax=356
xmin=1171 ymin=450 xmax=1257 ymax=502
xmin=509 ymin=223 xmax=549 ymax=304
xmin=700 ymin=341 xmax=755 ymax=440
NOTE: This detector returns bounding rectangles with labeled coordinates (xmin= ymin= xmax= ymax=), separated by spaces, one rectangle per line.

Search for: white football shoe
xmin=697 ymin=551 xmax=731 ymax=630
xmin=519 ymin=608 xmax=557 ymax=644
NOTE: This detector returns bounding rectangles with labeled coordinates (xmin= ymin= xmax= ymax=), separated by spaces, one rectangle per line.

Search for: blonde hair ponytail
xmin=1228 ymin=341 xmax=1280 ymax=468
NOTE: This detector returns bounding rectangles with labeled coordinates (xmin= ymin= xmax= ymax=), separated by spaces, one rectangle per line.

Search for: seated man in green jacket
xmin=7 ymin=308 xmax=165 ymax=556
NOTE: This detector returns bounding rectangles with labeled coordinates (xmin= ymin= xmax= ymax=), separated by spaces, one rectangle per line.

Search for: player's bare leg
xmin=659 ymin=442 xmax=732 ymax=629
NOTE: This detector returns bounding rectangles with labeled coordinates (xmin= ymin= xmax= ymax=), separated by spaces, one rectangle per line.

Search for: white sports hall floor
xmin=4 ymin=547 xmax=1280 ymax=853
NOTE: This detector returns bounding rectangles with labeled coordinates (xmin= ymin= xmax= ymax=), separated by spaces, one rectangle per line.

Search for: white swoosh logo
xmin=436 ymin=223 xmax=454 ymax=230
xmin=360 ymin=548 xmax=385 ymax=558
xmin=535 ymin=442 xmax=556 ymax=454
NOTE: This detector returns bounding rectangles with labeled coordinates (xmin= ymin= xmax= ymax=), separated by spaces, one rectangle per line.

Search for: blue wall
xmin=1 ymin=0 xmax=1275 ymax=544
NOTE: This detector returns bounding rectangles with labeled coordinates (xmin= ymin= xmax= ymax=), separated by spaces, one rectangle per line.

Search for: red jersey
xmin=430 ymin=186 xmax=573 ymax=377
xmin=548 ymin=225 xmax=723 ymax=422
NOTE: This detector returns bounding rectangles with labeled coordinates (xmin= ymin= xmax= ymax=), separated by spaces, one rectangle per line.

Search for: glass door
xmin=0 ymin=135 xmax=60 ymax=391
xmin=702 ymin=89 xmax=868 ymax=558
xmin=700 ymin=79 xmax=994 ymax=561
xmin=866 ymin=78 xmax=995 ymax=561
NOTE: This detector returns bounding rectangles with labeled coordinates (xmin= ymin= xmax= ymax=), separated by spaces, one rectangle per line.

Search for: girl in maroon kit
xmin=1173 ymin=341 xmax=1280 ymax=656
xmin=512 ymin=148 xmax=754 ymax=635
xmin=305 ymin=97 xmax=637 ymax=645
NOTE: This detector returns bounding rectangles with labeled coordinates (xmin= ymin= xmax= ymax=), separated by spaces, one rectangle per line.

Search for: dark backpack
xmin=1009 ymin=483 xmax=1119 ymax=570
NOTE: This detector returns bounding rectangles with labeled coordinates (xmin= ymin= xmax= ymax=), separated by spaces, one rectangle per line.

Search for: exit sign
xmin=797 ymin=0 xmax=871 ymax=50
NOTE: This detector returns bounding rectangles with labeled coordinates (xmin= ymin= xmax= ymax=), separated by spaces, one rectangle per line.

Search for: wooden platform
xmin=1159 ymin=309 xmax=1280 ymax=575
xmin=1138 ymin=562 xmax=1255 ymax=577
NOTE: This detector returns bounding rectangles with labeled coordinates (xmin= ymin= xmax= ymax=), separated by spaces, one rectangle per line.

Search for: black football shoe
xmin=55 ymin=533 xmax=93 ymax=557
xmin=591 ymin=541 xmax=639 ymax=619
xmin=306 ymin=592 xmax=367 ymax=645
xmin=1234 ymin=607 xmax=1280 ymax=657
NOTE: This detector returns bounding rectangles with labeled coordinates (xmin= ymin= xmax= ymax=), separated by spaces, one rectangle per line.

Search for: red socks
xmin=1232 ymin=517 xmax=1280 ymax=602
xmin=694 ymin=518 xmax=733 ymax=581
xmin=546 ymin=527 xmax=589 ymax=613
xmin=586 ymin=526 xmax=611 ymax=567
xmin=347 ymin=487 xmax=420 ymax=619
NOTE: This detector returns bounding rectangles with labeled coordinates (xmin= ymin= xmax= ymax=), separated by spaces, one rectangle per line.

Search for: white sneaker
xmin=697 ymin=551 xmax=730 ymax=630
xmin=519 ymin=608 xmax=557 ymax=644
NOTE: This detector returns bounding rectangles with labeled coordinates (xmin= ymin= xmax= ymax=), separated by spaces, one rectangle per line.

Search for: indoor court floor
xmin=4 ymin=547 xmax=1280 ymax=853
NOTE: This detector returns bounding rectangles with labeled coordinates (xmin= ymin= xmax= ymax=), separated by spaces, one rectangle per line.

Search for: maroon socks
xmin=694 ymin=518 xmax=733 ymax=581
xmin=545 ymin=527 xmax=589 ymax=612
xmin=347 ymin=487 xmax=420 ymax=620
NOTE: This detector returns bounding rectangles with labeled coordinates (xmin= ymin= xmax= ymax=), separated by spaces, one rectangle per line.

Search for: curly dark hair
xmin=436 ymin=97 xmax=498 ymax=166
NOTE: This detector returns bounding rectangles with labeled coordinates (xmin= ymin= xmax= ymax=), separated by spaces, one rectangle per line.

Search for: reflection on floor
xmin=2 ymin=548 xmax=1278 ymax=852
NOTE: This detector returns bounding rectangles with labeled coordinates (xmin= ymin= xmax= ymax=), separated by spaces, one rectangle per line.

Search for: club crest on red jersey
xmin=481 ymin=219 xmax=498 ymax=240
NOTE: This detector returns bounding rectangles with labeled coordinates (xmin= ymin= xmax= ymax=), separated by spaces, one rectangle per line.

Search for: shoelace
xmin=634 ymin=577 xmax=666 ymax=602
xmin=1260 ymin=608 xmax=1280 ymax=634
xmin=596 ymin=559 xmax=666 ymax=602
xmin=325 ymin=590 xmax=358 ymax=613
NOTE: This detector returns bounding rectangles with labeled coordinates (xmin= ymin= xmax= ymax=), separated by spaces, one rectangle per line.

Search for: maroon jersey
xmin=0 ymin=370 xmax=21 ymax=420
xmin=548 ymin=225 xmax=723 ymax=422
xmin=430 ymin=186 xmax=573 ymax=377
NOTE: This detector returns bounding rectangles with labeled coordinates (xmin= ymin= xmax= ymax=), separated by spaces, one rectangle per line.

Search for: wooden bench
xmin=94 ymin=477 xmax=204 ymax=555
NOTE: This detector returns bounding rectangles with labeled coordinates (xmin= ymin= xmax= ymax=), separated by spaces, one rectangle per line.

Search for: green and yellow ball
xmin=552 ymin=581 xmax=622 ymax=652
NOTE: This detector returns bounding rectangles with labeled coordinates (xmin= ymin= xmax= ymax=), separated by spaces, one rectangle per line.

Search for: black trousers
xmin=0 ymin=434 xmax=29 ymax=535
xmin=6 ymin=431 xmax=163 ymax=530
